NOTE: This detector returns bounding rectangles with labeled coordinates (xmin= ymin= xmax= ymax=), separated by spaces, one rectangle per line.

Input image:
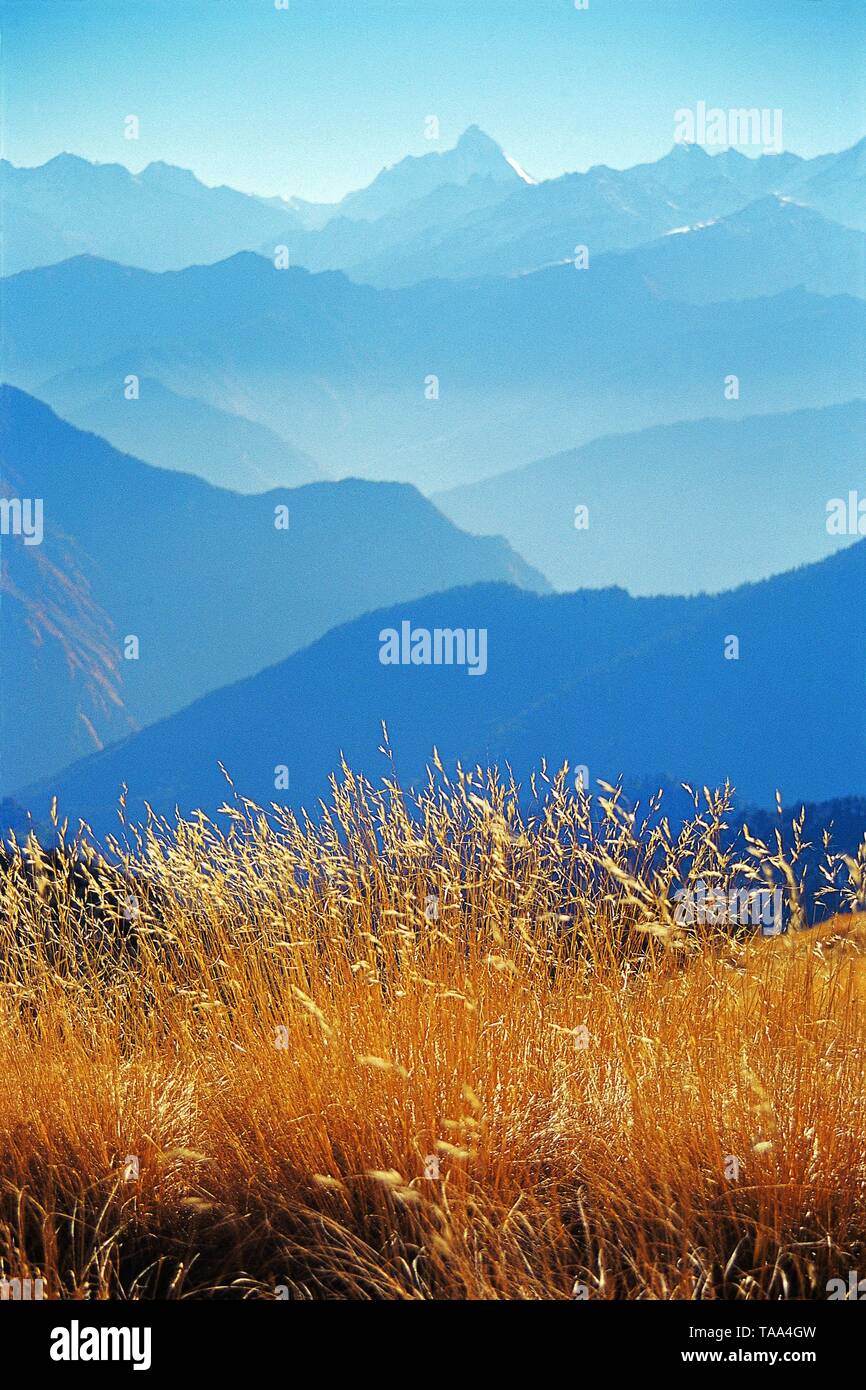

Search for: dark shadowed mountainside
xmin=14 ymin=542 xmax=863 ymax=839
xmin=0 ymin=387 xmax=547 ymax=793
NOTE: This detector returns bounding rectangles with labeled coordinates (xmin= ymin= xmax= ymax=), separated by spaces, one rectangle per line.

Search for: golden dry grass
xmin=0 ymin=760 xmax=864 ymax=1300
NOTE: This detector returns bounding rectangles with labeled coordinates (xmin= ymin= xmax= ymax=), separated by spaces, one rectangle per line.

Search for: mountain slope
xmin=790 ymin=136 xmax=866 ymax=229
xmin=336 ymin=125 xmax=530 ymax=222
xmin=330 ymin=139 xmax=866 ymax=287
xmin=0 ymin=153 xmax=304 ymax=274
xmin=1 ymin=521 xmax=136 ymax=794
xmin=272 ymin=184 xmax=866 ymax=301
xmin=590 ymin=197 xmax=866 ymax=305
xmin=14 ymin=543 xmax=864 ymax=838
xmin=40 ymin=372 xmax=322 ymax=492
xmin=435 ymin=402 xmax=866 ymax=595
xmin=257 ymin=174 xmax=524 ymax=280
xmin=480 ymin=542 xmax=865 ymax=806
xmin=0 ymin=388 xmax=548 ymax=793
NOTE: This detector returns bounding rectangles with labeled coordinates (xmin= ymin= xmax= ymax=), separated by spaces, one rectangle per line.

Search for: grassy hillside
xmin=1 ymin=763 xmax=864 ymax=1300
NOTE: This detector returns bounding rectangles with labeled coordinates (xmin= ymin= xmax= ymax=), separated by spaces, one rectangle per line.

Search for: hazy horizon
xmin=5 ymin=123 xmax=866 ymax=207
xmin=3 ymin=0 xmax=864 ymax=202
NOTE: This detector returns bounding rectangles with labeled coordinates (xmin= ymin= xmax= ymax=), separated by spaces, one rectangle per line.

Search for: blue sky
xmin=2 ymin=0 xmax=864 ymax=201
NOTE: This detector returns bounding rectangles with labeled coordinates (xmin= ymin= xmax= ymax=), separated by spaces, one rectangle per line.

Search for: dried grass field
xmin=1 ymin=763 xmax=864 ymax=1300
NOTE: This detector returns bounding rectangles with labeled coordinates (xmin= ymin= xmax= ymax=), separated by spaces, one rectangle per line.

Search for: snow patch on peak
xmin=504 ymin=153 xmax=537 ymax=185
xmin=665 ymin=217 xmax=719 ymax=236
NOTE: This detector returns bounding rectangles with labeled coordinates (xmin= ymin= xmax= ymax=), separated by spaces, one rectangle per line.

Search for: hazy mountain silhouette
xmin=0 ymin=128 xmax=528 ymax=276
xmin=0 ymin=153 xmax=305 ymax=274
xmin=256 ymin=126 xmax=535 ymax=278
xmin=232 ymin=125 xmax=532 ymax=235
xmin=5 ymin=254 xmax=864 ymax=492
xmin=436 ymin=402 xmax=866 ymax=594
xmin=257 ymin=174 xmax=526 ymax=282
xmin=13 ymin=543 xmax=864 ymax=839
xmin=4 ymin=133 xmax=863 ymax=287
xmin=0 ymin=388 xmax=548 ymax=793
xmin=337 ymin=125 xmax=531 ymax=222
xmin=576 ymin=197 xmax=866 ymax=305
xmin=268 ymin=180 xmax=866 ymax=299
xmin=318 ymin=138 xmax=866 ymax=287
xmin=40 ymin=371 xmax=322 ymax=492
xmin=780 ymin=136 xmax=866 ymax=229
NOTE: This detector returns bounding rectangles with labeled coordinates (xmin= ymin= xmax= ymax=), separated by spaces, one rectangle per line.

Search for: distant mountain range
xmin=0 ymin=126 xmax=528 ymax=276
xmin=4 ymin=128 xmax=864 ymax=288
xmin=577 ymin=197 xmax=866 ymax=305
xmin=436 ymin=402 xmax=866 ymax=595
xmin=0 ymin=388 xmax=547 ymax=794
xmin=11 ymin=541 xmax=864 ymax=841
xmin=282 ymin=138 xmax=866 ymax=288
xmin=255 ymin=188 xmax=866 ymax=301
xmin=5 ymin=252 xmax=864 ymax=493
xmin=0 ymin=153 xmax=305 ymax=275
